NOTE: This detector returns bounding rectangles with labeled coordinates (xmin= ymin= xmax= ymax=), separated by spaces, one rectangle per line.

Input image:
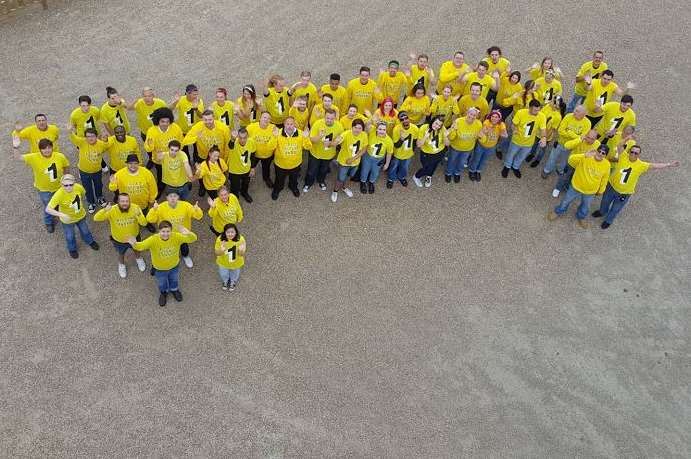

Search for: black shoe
xmin=592 ymin=210 xmax=603 ymax=218
xmin=198 ymin=187 xmax=206 ymax=197
xmin=400 ymin=179 xmax=408 ymax=187
xmin=530 ymin=160 xmax=540 ymax=168
xmin=291 ymin=188 xmax=300 ymax=197
xmin=271 ymin=190 xmax=279 ymax=200
xmin=525 ymin=154 xmax=534 ymax=163
xmin=496 ymin=150 xmax=503 ymax=160
xmin=69 ymin=251 xmax=79 ymax=259
xmin=171 ymin=290 xmax=182 ymax=302
xmin=468 ymin=171 xmax=475 ymax=181
xmin=146 ymin=223 xmax=156 ymax=233
xmin=159 ymin=292 xmax=167 ymax=307
xmin=476 ymin=172 xmax=482 ymax=182
xmin=264 ymin=179 xmax=274 ymax=188
xmin=46 ymin=223 xmax=55 ymax=233
xmin=359 ymin=182 xmax=367 ymax=194
xmin=150 ymin=267 xmax=156 ymax=276
xmin=241 ymin=192 xmax=253 ymax=203
xmin=601 ymin=221 xmax=611 ymax=229
xmin=445 ymin=175 xmax=452 ymax=183
xmin=501 ymin=167 xmax=509 ymax=178
xmin=386 ymin=180 xmax=393 ymax=189
xmin=512 ymin=168 xmax=522 ymax=178
xmin=368 ymin=182 xmax=375 ymax=194
xmin=453 ymin=175 xmax=461 ymax=183
xmin=89 ymin=241 xmax=100 ymax=250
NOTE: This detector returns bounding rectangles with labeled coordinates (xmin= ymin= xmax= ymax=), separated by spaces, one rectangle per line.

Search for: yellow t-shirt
xmin=70 ymin=106 xmax=101 ymax=137
xmin=481 ymin=56 xmax=511 ymax=75
xmin=346 ymin=78 xmax=377 ymax=114
xmin=208 ymin=194 xmax=243 ymax=233
xmin=463 ymin=72 xmax=495 ymax=98
xmin=392 ymin=123 xmax=419 ymax=160
xmin=609 ymin=152 xmax=650 ymax=194
xmin=557 ymin=114 xmax=592 ymax=146
xmin=408 ymin=64 xmax=433 ymax=94
xmin=574 ymin=61 xmax=609 ymax=96
xmin=563 ymin=137 xmax=601 ymax=157
xmin=160 ymin=151 xmax=191 ymax=187
xmin=376 ymin=71 xmax=408 ymax=103
xmin=133 ymin=98 xmax=167 ymax=134
xmin=211 ymin=100 xmax=235 ymax=129
xmin=339 ymin=113 xmax=368 ymax=130
xmin=235 ymin=96 xmax=259 ymax=127
xmin=144 ymin=123 xmax=184 ymax=164
xmin=336 ymin=130 xmax=368 ymax=166
xmin=100 ymin=102 xmax=130 ymax=133
xmin=418 ymin=124 xmax=447 ymax=155
xmin=310 ymin=118 xmax=344 ymax=160
xmin=146 ymin=201 xmax=202 ymax=231
xmin=93 ymin=204 xmax=147 ymax=243
xmin=106 ymin=135 xmax=142 ymax=171
xmin=436 ymin=61 xmax=469 ymax=96
xmin=199 ymin=159 xmax=229 ymax=190
xmin=373 ymin=110 xmax=398 ymax=136
xmin=215 ymin=235 xmax=246 ymax=269
xmin=399 ymin=95 xmax=431 ymax=125
xmin=181 ymin=120 xmax=229 ymax=161
xmin=175 ymin=96 xmax=205 ymax=134
xmin=366 ymin=131 xmax=394 ymax=159
xmin=534 ymin=77 xmax=563 ymax=105
xmin=456 ymin=95 xmax=489 ymax=121
xmin=429 ymin=95 xmax=457 ymax=127
xmin=584 ymin=79 xmax=620 ymax=117
xmin=540 ymin=105 xmax=563 ymax=142
xmin=264 ymin=87 xmax=290 ymax=125
xmin=133 ymin=231 xmax=198 ymax=270
xmin=478 ymin=121 xmax=506 ymax=148
xmin=309 ymin=104 xmax=340 ymax=127
xmin=246 ymin=122 xmax=277 ymax=159
xmin=70 ymin=133 xmax=109 ymax=173
xmin=568 ymin=154 xmax=610 ymax=194
xmin=497 ymin=74 xmax=523 ymax=108
xmin=48 ymin=183 xmax=87 ymax=223
xmin=596 ymin=102 xmax=637 ymax=136
xmin=510 ymin=109 xmax=547 ymax=147
xmin=292 ymin=83 xmax=318 ymax=109
xmin=13 ymin=124 xmax=61 ymax=152
xmin=319 ymin=84 xmax=348 ymax=114
xmin=226 ymin=138 xmax=256 ymax=174
xmin=274 ymin=128 xmax=311 ymax=169
xmin=22 ymin=151 xmax=70 ymax=192
xmin=288 ymin=106 xmax=310 ymax=131
xmin=449 ymin=118 xmax=483 ymax=151
xmin=108 ymin=167 xmax=158 ymax=209
xmin=606 ymin=133 xmax=635 ymax=159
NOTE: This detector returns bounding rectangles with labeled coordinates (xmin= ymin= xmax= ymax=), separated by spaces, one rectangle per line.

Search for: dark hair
xmin=201 ymin=109 xmax=214 ymax=117
xmin=84 ymin=128 xmax=98 ymax=136
xmin=168 ymin=139 xmax=181 ymax=149
xmin=431 ymin=115 xmax=445 ymax=126
xmin=352 ymin=119 xmax=365 ymax=129
xmin=34 ymin=113 xmax=47 ymax=121
xmin=322 ymin=93 xmax=333 ymax=101
xmin=207 ymin=145 xmax=221 ymax=165
xmin=417 ymin=53 xmax=429 ymax=60
xmin=470 ymin=82 xmax=482 ymax=91
xmin=602 ymin=69 xmax=614 ymax=78
xmin=238 ymin=127 xmax=248 ymax=135
xmin=621 ymin=95 xmax=634 ymax=104
xmin=555 ymin=95 xmax=566 ymax=117
xmin=78 ymin=95 xmax=92 ymax=105
xmin=477 ymin=61 xmax=489 ymax=70
xmin=221 ymin=223 xmax=240 ymax=242
xmin=158 ymin=220 xmax=172 ymax=230
xmin=454 ymin=51 xmax=464 ymax=58
xmin=522 ymin=80 xmax=535 ymax=107
xmin=324 ymin=108 xmax=337 ymax=116
xmin=509 ymin=71 xmax=521 ymax=83
xmin=359 ymin=66 xmax=370 ymax=74
xmin=388 ymin=60 xmax=400 ymax=67
xmin=528 ymin=99 xmax=541 ymax=109
xmin=37 ymin=138 xmax=53 ymax=150
xmin=106 ymin=86 xmax=118 ymax=97
xmin=412 ymin=83 xmax=426 ymax=95
xmin=330 ymin=73 xmax=341 ymax=81
xmin=185 ymin=84 xmax=198 ymax=93
xmin=486 ymin=46 xmax=502 ymax=55
xmin=348 ymin=104 xmax=358 ymax=111
xmin=151 ymin=107 xmax=174 ymax=125
xmin=630 ymin=144 xmax=642 ymax=153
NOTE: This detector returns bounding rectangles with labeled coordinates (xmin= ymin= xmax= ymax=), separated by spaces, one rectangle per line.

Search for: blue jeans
xmin=543 ymin=144 xmax=569 ymax=175
xmin=566 ymin=93 xmax=585 ymax=113
xmin=79 ymin=170 xmax=103 ymax=205
xmin=529 ymin=138 xmax=550 ymax=162
xmin=555 ymin=165 xmax=575 ymax=192
xmin=218 ymin=266 xmax=241 ymax=285
xmin=337 ymin=165 xmax=358 ymax=182
xmin=38 ymin=190 xmax=55 ymax=225
xmin=497 ymin=111 xmax=514 ymax=153
xmin=165 ymin=183 xmax=190 ymax=201
xmin=154 ymin=264 xmax=180 ymax=293
xmin=387 ymin=157 xmax=411 ymax=181
xmin=469 ymin=144 xmax=495 ymax=173
xmin=554 ymin=185 xmax=594 ymax=220
xmin=62 ymin=218 xmax=95 ymax=252
xmin=599 ymin=184 xmax=631 ymax=224
xmin=503 ymin=142 xmax=532 ymax=170
xmin=446 ymin=147 xmax=472 ymax=177
xmin=360 ymin=153 xmax=384 ymax=183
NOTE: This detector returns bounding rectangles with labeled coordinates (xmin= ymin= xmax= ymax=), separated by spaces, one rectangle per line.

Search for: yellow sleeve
xmin=568 ymin=154 xmax=584 ymax=168
xmin=564 ymin=137 xmax=582 ymax=150
xmin=181 ymin=127 xmax=199 ymax=147
xmin=18 ymin=126 xmax=32 ymax=140
xmin=191 ymin=205 xmax=203 ymax=221
xmin=144 ymin=128 xmax=155 ymax=152
xmin=69 ymin=132 xmax=82 ymax=146
xmin=108 ymin=173 xmax=119 ymax=191
xmin=302 ymin=133 xmax=313 ymax=150
xmin=146 ymin=171 xmax=158 ymax=204
xmin=207 ymin=205 xmax=218 ymax=218
xmin=93 ymin=208 xmax=109 ymax=222
xmin=558 ymin=119 xmax=579 ymax=142
xmin=181 ymin=231 xmax=198 ymax=244
xmin=146 ymin=206 xmax=160 ymax=224
xmin=598 ymin=170 xmax=609 ymax=194
xmin=135 ymin=207 xmax=148 ymax=226
xmin=132 ymin=235 xmax=154 ymax=252
xmin=230 ymin=194 xmax=243 ymax=223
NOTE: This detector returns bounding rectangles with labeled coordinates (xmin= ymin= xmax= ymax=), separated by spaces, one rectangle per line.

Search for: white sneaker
xmin=413 ymin=176 xmax=423 ymax=187
xmin=302 ymin=185 xmax=310 ymax=193
xmin=222 ymin=281 xmax=228 ymax=291
xmin=183 ymin=256 xmax=193 ymax=268
xmin=87 ymin=204 xmax=96 ymax=214
xmin=135 ymin=257 xmax=146 ymax=272
xmin=117 ymin=263 xmax=127 ymax=278
xmin=551 ymin=189 xmax=560 ymax=198
xmin=102 ymin=166 xmax=109 ymax=173
xmin=343 ymin=187 xmax=354 ymax=198
xmin=319 ymin=182 xmax=327 ymax=191
xmin=424 ymin=176 xmax=432 ymax=188
xmin=330 ymin=191 xmax=338 ymax=202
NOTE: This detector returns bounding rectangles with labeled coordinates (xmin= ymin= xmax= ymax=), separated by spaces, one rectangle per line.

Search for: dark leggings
xmin=415 ymin=151 xmax=445 ymax=178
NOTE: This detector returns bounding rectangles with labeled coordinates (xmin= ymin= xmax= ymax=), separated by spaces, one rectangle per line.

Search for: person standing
xmin=290 ymin=71 xmax=319 ymax=110
xmin=207 ymin=186 xmax=243 ymax=236
xmin=468 ymin=110 xmax=507 ymax=181
xmin=272 ymin=117 xmax=312 ymax=200
xmin=551 ymin=129 xmax=601 ymax=197
xmin=45 ymin=174 xmax=100 ymax=258
xmin=594 ymin=95 xmax=636 ymax=140
xmin=399 ymin=84 xmax=431 ymax=126
xmin=412 ymin=116 xmax=449 ymax=188
xmin=144 ymin=107 xmax=184 ymax=192
xmin=567 ymin=51 xmax=607 ymax=113
xmin=225 ymin=129 xmax=255 ymax=202
xmin=211 ymin=87 xmax=236 ymax=129
xmin=330 ymin=119 xmax=365 ymax=202
xmin=376 ymin=60 xmax=409 ymax=106
xmin=446 ymin=109 xmax=483 ymax=183
xmin=12 ymin=114 xmax=61 ymax=152
xmin=236 ymin=84 xmax=261 ymax=128
xmin=346 ymin=66 xmax=377 ymax=115
xmin=592 ymin=145 xmax=680 ymax=229
xmin=460 ymin=61 xmax=498 ymax=99
xmin=156 ymin=140 xmax=194 ymax=201
xmin=385 ymin=111 xmax=419 ymax=188
xmin=108 ymin=154 xmax=158 ymax=232
xmin=247 ymin=111 xmax=277 ymax=188
xmin=541 ymin=105 xmax=592 ymax=179
xmin=182 ymin=109 xmax=231 ymax=196
xmin=436 ymin=51 xmax=470 ymax=97
xmin=69 ymin=96 xmax=100 ymax=137
xmin=13 ymin=138 xmax=69 ymax=232
xmin=360 ymin=121 xmax=393 ymax=194
xmin=263 ymin=75 xmax=292 ymax=127
xmin=305 ymin=108 xmax=344 ymax=192
xmin=214 ymin=223 xmax=247 ymax=291
xmin=171 ymin=84 xmax=204 ymax=138
xmin=105 ymin=125 xmax=142 ymax=174
xmin=128 ymin=221 xmax=197 ymax=307
xmin=582 ymin=70 xmax=634 ymax=126
xmin=456 ymin=82 xmax=490 ymax=121
xmin=94 ymin=193 xmax=148 ymax=278
xmin=128 ymin=87 xmax=167 ymax=140
xmin=69 ymin=127 xmax=109 ymax=212
xmin=100 ymin=87 xmax=131 ymax=135
xmin=320 ymin=73 xmax=348 ymax=114
xmin=501 ymin=100 xmax=546 ymax=178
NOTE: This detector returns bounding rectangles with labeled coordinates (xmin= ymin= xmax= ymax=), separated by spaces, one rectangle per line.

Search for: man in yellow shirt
xmin=210 ymin=87 xmax=235 ymax=129
xmin=310 ymin=93 xmax=340 ymax=127
xmin=146 ymin=193 xmax=203 ymax=268
xmin=155 ymin=140 xmax=194 ymax=201
xmin=552 ymin=129 xmax=600 ymax=197
xmin=376 ymin=60 xmax=408 ymax=106
xmin=70 ymin=95 xmax=100 ymax=137
xmin=227 ymin=127 xmax=256 ymax=202
xmin=456 ymin=82 xmax=490 ymax=120
xmin=14 ymin=138 xmax=69 ymax=232
xmin=592 ymin=145 xmax=680 ymax=229
xmin=145 ymin=107 xmax=184 ymax=192
xmin=290 ymin=71 xmax=319 ymax=110
xmin=385 ymin=111 xmax=419 ymax=188
xmin=12 ymin=114 xmax=61 ymax=152
xmin=583 ymin=70 xmax=633 ymax=126
xmin=128 ymin=221 xmax=197 ymax=306
xmin=46 ymin=174 xmax=100 ymax=258
xmin=346 ymin=67 xmax=377 ymax=115
xmin=542 ymin=105 xmax=592 ymax=178
xmin=247 ymin=111 xmax=277 ymax=188
xmin=446 ymin=109 xmax=483 ymax=183
xmin=436 ymin=51 xmax=470 ymax=97
xmin=548 ymin=145 xmax=611 ymax=229
xmin=320 ymin=73 xmax=348 ymax=114
xmin=69 ymin=127 xmax=109 ymax=212
xmin=502 ymin=100 xmax=546 ymax=178
xmin=534 ymin=69 xmax=563 ymax=105
xmin=272 ymin=117 xmax=312 ymax=200
xmin=94 ymin=193 xmax=148 ymax=278
xmin=305 ymin=108 xmax=343 ymax=192
xmin=567 ymin=50 xmax=607 ymax=113
xmin=108 ymin=154 xmax=158 ymax=232
xmin=461 ymin=61 xmax=499 ymax=99
xmin=482 ymin=46 xmax=511 ymax=105
xmin=127 ymin=87 xmax=167 ymax=140
xmin=106 ymin=125 xmax=142 ymax=173
xmin=406 ymin=53 xmax=434 ymax=96
xmin=594 ymin=95 xmax=636 ymax=139
xmin=182 ymin=109 xmax=230 ymax=196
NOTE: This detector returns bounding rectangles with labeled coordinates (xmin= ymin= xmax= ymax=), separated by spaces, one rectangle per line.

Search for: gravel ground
xmin=1 ymin=0 xmax=690 ymax=457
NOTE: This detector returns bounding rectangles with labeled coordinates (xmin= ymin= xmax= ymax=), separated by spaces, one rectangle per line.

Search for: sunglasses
xmin=63 ymin=183 xmax=75 ymax=187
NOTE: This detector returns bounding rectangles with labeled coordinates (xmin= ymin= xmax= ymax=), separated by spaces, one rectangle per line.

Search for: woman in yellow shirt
xmin=468 ymin=111 xmax=507 ymax=181
xmin=236 ymin=85 xmax=261 ymax=127
xmin=527 ymin=57 xmax=562 ymax=81
xmin=412 ymin=116 xmax=449 ymax=188
xmin=497 ymin=79 xmax=537 ymax=159
xmin=195 ymin=146 xmax=228 ymax=199
xmin=429 ymin=85 xmax=457 ymax=128
xmin=331 ymin=119 xmax=366 ymax=202
xmin=214 ymin=223 xmax=247 ymax=291
xmin=370 ymin=97 xmax=398 ymax=136
xmin=359 ymin=122 xmax=393 ymax=194
xmin=495 ymin=71 xmax=522 ymax=121
xmin=263 ymin=75 xmax=291 ymax=127
xmin=526 ymin=96 xmax=565 ymax=168
xmin=399 ymin=84 xmax=431 ymax=126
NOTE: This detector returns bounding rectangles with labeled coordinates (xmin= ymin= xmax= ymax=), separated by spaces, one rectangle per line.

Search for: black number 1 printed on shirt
xmin=277 ymin=97 xmax=285 ymax=115
xmin=241 ymin=150 xmax=249 ymax=165
xmin=227 ymin=245 xmax=236 ymax=262
xmin=86 ymin=116 xmax=95 ymax=130
xmin=45 ymin=163 xmax=58 ymax=181
xmin=620 ymin=167 xmax=633 ymax=184
xmin=70 ymin=194 xmax=81 ymax=213
xmin=373 ymin=143 xmax=383 ymax=157
xmin=404 ymin=133 xmax=413 ymax=149
xmin=430 ymin=132 xmax=439 ymax=150
xmin=350 ymin=140 xmax=360 ymax=156
xmin=115 ymin=110 xmax=123 ymax=125
xmin=524 ymin=121 xmax=535 ymax=137
xmin=221 ymin=111 xmax=230 ymax=126
xmin=186 ymin=108 xmax=195 ymax=126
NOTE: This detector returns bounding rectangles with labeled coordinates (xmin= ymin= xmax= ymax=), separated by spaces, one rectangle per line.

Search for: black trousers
xmin=304 ymin=155 xmax=331 ymax=186
xmin=187 ymin=144 xmax=205 ymax=194
xmin=229 ymin=172 xmax=250 ymax=196
xmin=251 ymin=155 xmax=274 ymax=183
xmin=273 ymin=164 xmax=300 ymax=192
xmin=415 ymin=151 xmax=445 ymax=178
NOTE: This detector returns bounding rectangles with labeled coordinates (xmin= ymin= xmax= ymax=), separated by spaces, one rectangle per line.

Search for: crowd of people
xmin=12 ymin=48 xmax=680 ymax=306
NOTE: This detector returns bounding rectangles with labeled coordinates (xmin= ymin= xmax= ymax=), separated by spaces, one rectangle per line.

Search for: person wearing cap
xmin=376 ymin=60 xmax=408 ymax=106
xmin=592 ymin=145 xmax=680 ymax=229
xmin=247 ymin=111 xmax=278 ymax=188
xmin=290 ymin=71 xmax=318 ymax=111
xmin=412 ymin=115 xmax=449 ymax=188
xmin=105 ymin=125 xmax=142 ymax=174
xmin=46 ymin=174 xmax=100 ymax=258
xmin=94 ymin=193 xmax=148 ymax=278
xmin=360 ymin=121 xmax=393 ymax=194
xmin=305 ymin=108 xmax=344 ymax=192
xmin=385 ymin=111 xmax=419 ymax=188
xmin=13 ymin=138 xmax=70 ymax=233
xmin=320 ymin=73 xmax=348 ymax=114
xmin=551 ymin=129 xmax=600 ymax=197
xmin=12 ymin=114 xmax=61 ymax=152
xmin=236 ymin=84 xmax=262 ymax=128
xmin=211 ymin=87 xmax=235 ymax=129
xmin=145 ymin=192 xmax=202 ymax=268
xmin=144 ymin=107 xmax=184 ymax=193
xmin=126 ymin=87 xmax=167 ymax=140
xmin=170 ymin=84 xmax=204 ymax=136
xmin=272 ymin=117 xmax=312 ymax=200
xmin=156 ymin=140 xmax=194 ymax=201
xmin=446 ymin=108 xmax=483 ymax=183
xmin=534 ymin=69 xmax=563 ymax=106
xmin=468 ymin=110 xmax=507 ymax=181
xmin=547 ymin=147 xmax=611 ymax=229
xmin=69 ymin=126 xmax=109 ymax=213
xmin=127 ymin=220 xmax=197 ymax=307
xmin=108 ymin=153 xmax=158 ymax=231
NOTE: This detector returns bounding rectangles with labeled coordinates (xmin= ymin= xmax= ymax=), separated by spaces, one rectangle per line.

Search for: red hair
xmin=378 ymin=97 xmax=397 ymax=118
